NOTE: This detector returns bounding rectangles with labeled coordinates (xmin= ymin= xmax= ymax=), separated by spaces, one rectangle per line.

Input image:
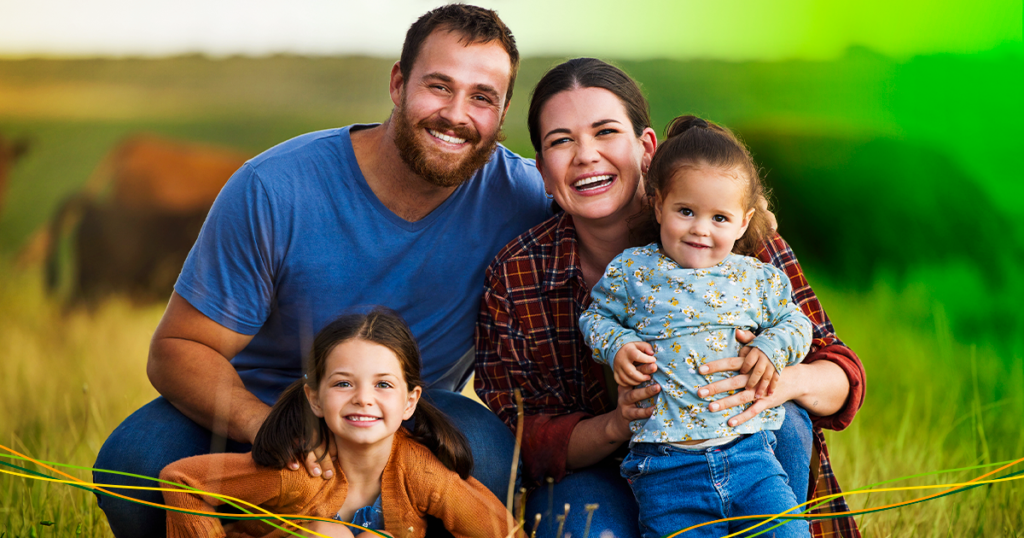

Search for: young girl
xmin=161 ymin=308 xmax=520 ymax=538
xmin=579 ymin=116 xmax=813 ymax=538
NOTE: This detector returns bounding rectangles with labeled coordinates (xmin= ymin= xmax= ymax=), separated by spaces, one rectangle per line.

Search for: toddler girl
xmin=161 ymin=307 xmax=520 ymax=538
xmin=579 ymin=116 xmax=812 ymax=538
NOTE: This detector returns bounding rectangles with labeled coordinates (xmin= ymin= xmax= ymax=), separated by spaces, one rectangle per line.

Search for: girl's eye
xmin=679 ymin=208 xmax=693 ymax=217
xmin=713 ymin=215 xmax=728 ymax=223
xmin=376 ymin=381 xmax=393 ymax=389
xmin=334 ymin=381 xmax=351 ymax=388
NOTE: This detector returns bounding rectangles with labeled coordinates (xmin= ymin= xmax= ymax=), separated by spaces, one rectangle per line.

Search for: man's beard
xmin=392 ymin=101 xmax=501 ymax=188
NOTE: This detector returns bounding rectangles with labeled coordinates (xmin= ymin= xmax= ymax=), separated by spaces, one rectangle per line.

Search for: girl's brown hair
xmin=251 ymin=307 xmax=473 ymax=479
xmin=645 ymin=115 xmax=772 ymax=256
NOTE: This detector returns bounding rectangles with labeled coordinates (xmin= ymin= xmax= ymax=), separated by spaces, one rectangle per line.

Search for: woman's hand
xmin=607 ymin=363 xmax=661 ymax=441
xmin=696 ymin=329 xmax=802 ymax=427
xmin=288 ymin=435 xmax=337 ymax=480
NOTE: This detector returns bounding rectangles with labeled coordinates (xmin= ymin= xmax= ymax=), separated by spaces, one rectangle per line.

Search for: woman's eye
xmin=549 ymin=137 xmax=571 ymax=147
xmin=597 ymin=128 xmax=617 ymax=136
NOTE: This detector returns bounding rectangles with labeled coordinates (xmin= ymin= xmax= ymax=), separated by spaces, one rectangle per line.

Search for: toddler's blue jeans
xmin=621 ymin=431 xmax=810 ymax=538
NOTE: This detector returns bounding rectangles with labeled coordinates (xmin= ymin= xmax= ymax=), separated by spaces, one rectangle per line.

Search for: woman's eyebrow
xmin=542 ymin=127 xmax=571 ymax=141
xmin=591 ymin=119 xmax=621 ymax=128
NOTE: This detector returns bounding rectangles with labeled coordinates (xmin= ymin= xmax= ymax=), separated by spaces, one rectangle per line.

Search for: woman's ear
xmin=640 ymin=127 xmax=658 ymax=165
xmin=403 ymin=386 xmax=423 ymax=421
xmin=303 ymin=384 xmax=324 ymax=418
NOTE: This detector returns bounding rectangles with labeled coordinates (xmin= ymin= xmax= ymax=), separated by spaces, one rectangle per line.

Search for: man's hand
xmin=287 ymin=435 xmax=337 ymax=480
xmin=612 ymin=341 xmax=656 ymax=387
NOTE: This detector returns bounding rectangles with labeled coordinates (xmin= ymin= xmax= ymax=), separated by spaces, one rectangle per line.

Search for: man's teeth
xmin=347 ymin=416 xmax=380 ymax=422
xmin=429 ymin=130 xmax=466 ymax=144
xmin=573 ymin=175 xmax=613 ymax=190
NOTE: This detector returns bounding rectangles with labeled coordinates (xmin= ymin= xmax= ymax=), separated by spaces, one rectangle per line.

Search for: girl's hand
xmin=738 ymin=346 xmax=779 ymax=399
xmin=288 ymin=434 xmax=337 ymax=480
xmin=612 ymin=341 xmax=656 ymax=386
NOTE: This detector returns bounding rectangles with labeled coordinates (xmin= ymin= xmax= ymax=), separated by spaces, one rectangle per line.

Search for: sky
xmin=0 ymin=0 xmax=1020 ymax=61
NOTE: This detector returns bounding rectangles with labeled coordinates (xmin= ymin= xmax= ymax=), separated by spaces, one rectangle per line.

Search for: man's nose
xmin=438 ymin=95 xmax=470 ymax=126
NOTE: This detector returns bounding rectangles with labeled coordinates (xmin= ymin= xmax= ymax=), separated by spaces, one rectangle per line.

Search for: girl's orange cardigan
xmin=161 ymin=428 xmax=522 ymax=538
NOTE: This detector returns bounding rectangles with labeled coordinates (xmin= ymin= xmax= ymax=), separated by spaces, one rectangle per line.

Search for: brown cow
xmin=0 ymin=133 xmax=31 ymax=214
xmin=36 ymin=134 xmax=250 ymax=304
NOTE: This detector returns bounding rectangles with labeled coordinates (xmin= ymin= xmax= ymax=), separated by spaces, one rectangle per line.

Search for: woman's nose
xmin=573 ymin=137 xmax=600 ymax=165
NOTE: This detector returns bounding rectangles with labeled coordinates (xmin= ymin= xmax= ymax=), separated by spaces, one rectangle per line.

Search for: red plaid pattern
xmin=476 ymin=213 xmax=864 ymax=537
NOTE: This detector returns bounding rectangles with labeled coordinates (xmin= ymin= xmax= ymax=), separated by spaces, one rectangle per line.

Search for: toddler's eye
xmin=678 ymin=208 xmax=693 ymax=217
xmin=713 ymin=214 xmax=728 ymax=223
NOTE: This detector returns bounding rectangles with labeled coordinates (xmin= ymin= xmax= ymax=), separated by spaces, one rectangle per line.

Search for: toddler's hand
xmin=738 ymin=346 xmax=779 ymax=399
xmin=613 ymin=341 xmax=656 ymax=387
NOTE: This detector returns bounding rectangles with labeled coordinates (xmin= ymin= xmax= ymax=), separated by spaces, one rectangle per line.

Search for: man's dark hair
xmin=399 ymin=4 xmax=519 ymax=104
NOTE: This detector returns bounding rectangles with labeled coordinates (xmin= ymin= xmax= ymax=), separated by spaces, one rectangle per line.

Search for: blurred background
xmin=1 ymin=1 xmax=1021 ymax=536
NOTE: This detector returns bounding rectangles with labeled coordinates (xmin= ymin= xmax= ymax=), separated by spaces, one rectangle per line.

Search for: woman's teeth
xmin=572 ymin=175 xmax=613 ymax=191
xmin=429 ymin=130 xmax=466 ymax=144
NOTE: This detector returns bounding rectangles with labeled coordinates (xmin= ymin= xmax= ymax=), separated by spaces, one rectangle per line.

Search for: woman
xmin=475 ymin=58 xmax=865 ymax=538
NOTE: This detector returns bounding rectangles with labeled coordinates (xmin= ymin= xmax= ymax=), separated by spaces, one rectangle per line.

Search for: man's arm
xmin=147 ymin=291 xmax=266 ymax=445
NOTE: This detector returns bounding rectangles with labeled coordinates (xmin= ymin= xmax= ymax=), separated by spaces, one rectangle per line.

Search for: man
xmin=94 ymin=6 xmax=551 ymax=537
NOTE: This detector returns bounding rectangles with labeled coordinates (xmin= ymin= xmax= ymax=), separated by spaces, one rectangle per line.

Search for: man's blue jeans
xmin=93 ymin=390 xmax=516 ymax=538
xmin=622 ymin=431 xmax=809 ymax=538
xmin=524 ymin=402 xmax=813 ymax=538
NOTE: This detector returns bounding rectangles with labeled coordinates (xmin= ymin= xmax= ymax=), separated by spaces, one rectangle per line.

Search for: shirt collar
xmin=541 ymin=212 xmax=586 ymax=293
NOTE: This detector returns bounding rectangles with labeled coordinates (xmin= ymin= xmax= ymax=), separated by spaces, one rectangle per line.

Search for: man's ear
xmin=304 ymin=384 xmax=324 ymax=418
xmin=403 ymin=386 xmax=422 ymax=421
xmin=389 ymin=61 xmax=404 ymax=107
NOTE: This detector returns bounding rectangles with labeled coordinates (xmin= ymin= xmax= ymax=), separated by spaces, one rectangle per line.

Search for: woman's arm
xmin=565 ymin=382 xmax=658 ymax=469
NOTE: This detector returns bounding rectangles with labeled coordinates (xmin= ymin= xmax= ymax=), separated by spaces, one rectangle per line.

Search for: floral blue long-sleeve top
xmin=578 ymin=244 xmax=813 ymax=443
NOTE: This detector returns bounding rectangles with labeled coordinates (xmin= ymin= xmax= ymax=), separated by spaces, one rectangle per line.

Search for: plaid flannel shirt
xmin=476 ymin=212 xmax=865 ymax=538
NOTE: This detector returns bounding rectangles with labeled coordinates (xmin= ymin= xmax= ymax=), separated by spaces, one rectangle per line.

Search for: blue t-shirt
xmin=175 ymin=125 xmax=550 ymax=403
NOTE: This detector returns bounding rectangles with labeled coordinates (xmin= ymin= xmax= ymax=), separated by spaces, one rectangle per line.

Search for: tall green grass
xmin=1 ymin=259 xmax=1021 ymax=537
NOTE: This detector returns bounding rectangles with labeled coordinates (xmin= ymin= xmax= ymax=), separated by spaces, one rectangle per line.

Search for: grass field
xmin=2 ymin=261 xmax=1021 ymax=537
xmin=1 ymin=52 xmax=1022 ymax=537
